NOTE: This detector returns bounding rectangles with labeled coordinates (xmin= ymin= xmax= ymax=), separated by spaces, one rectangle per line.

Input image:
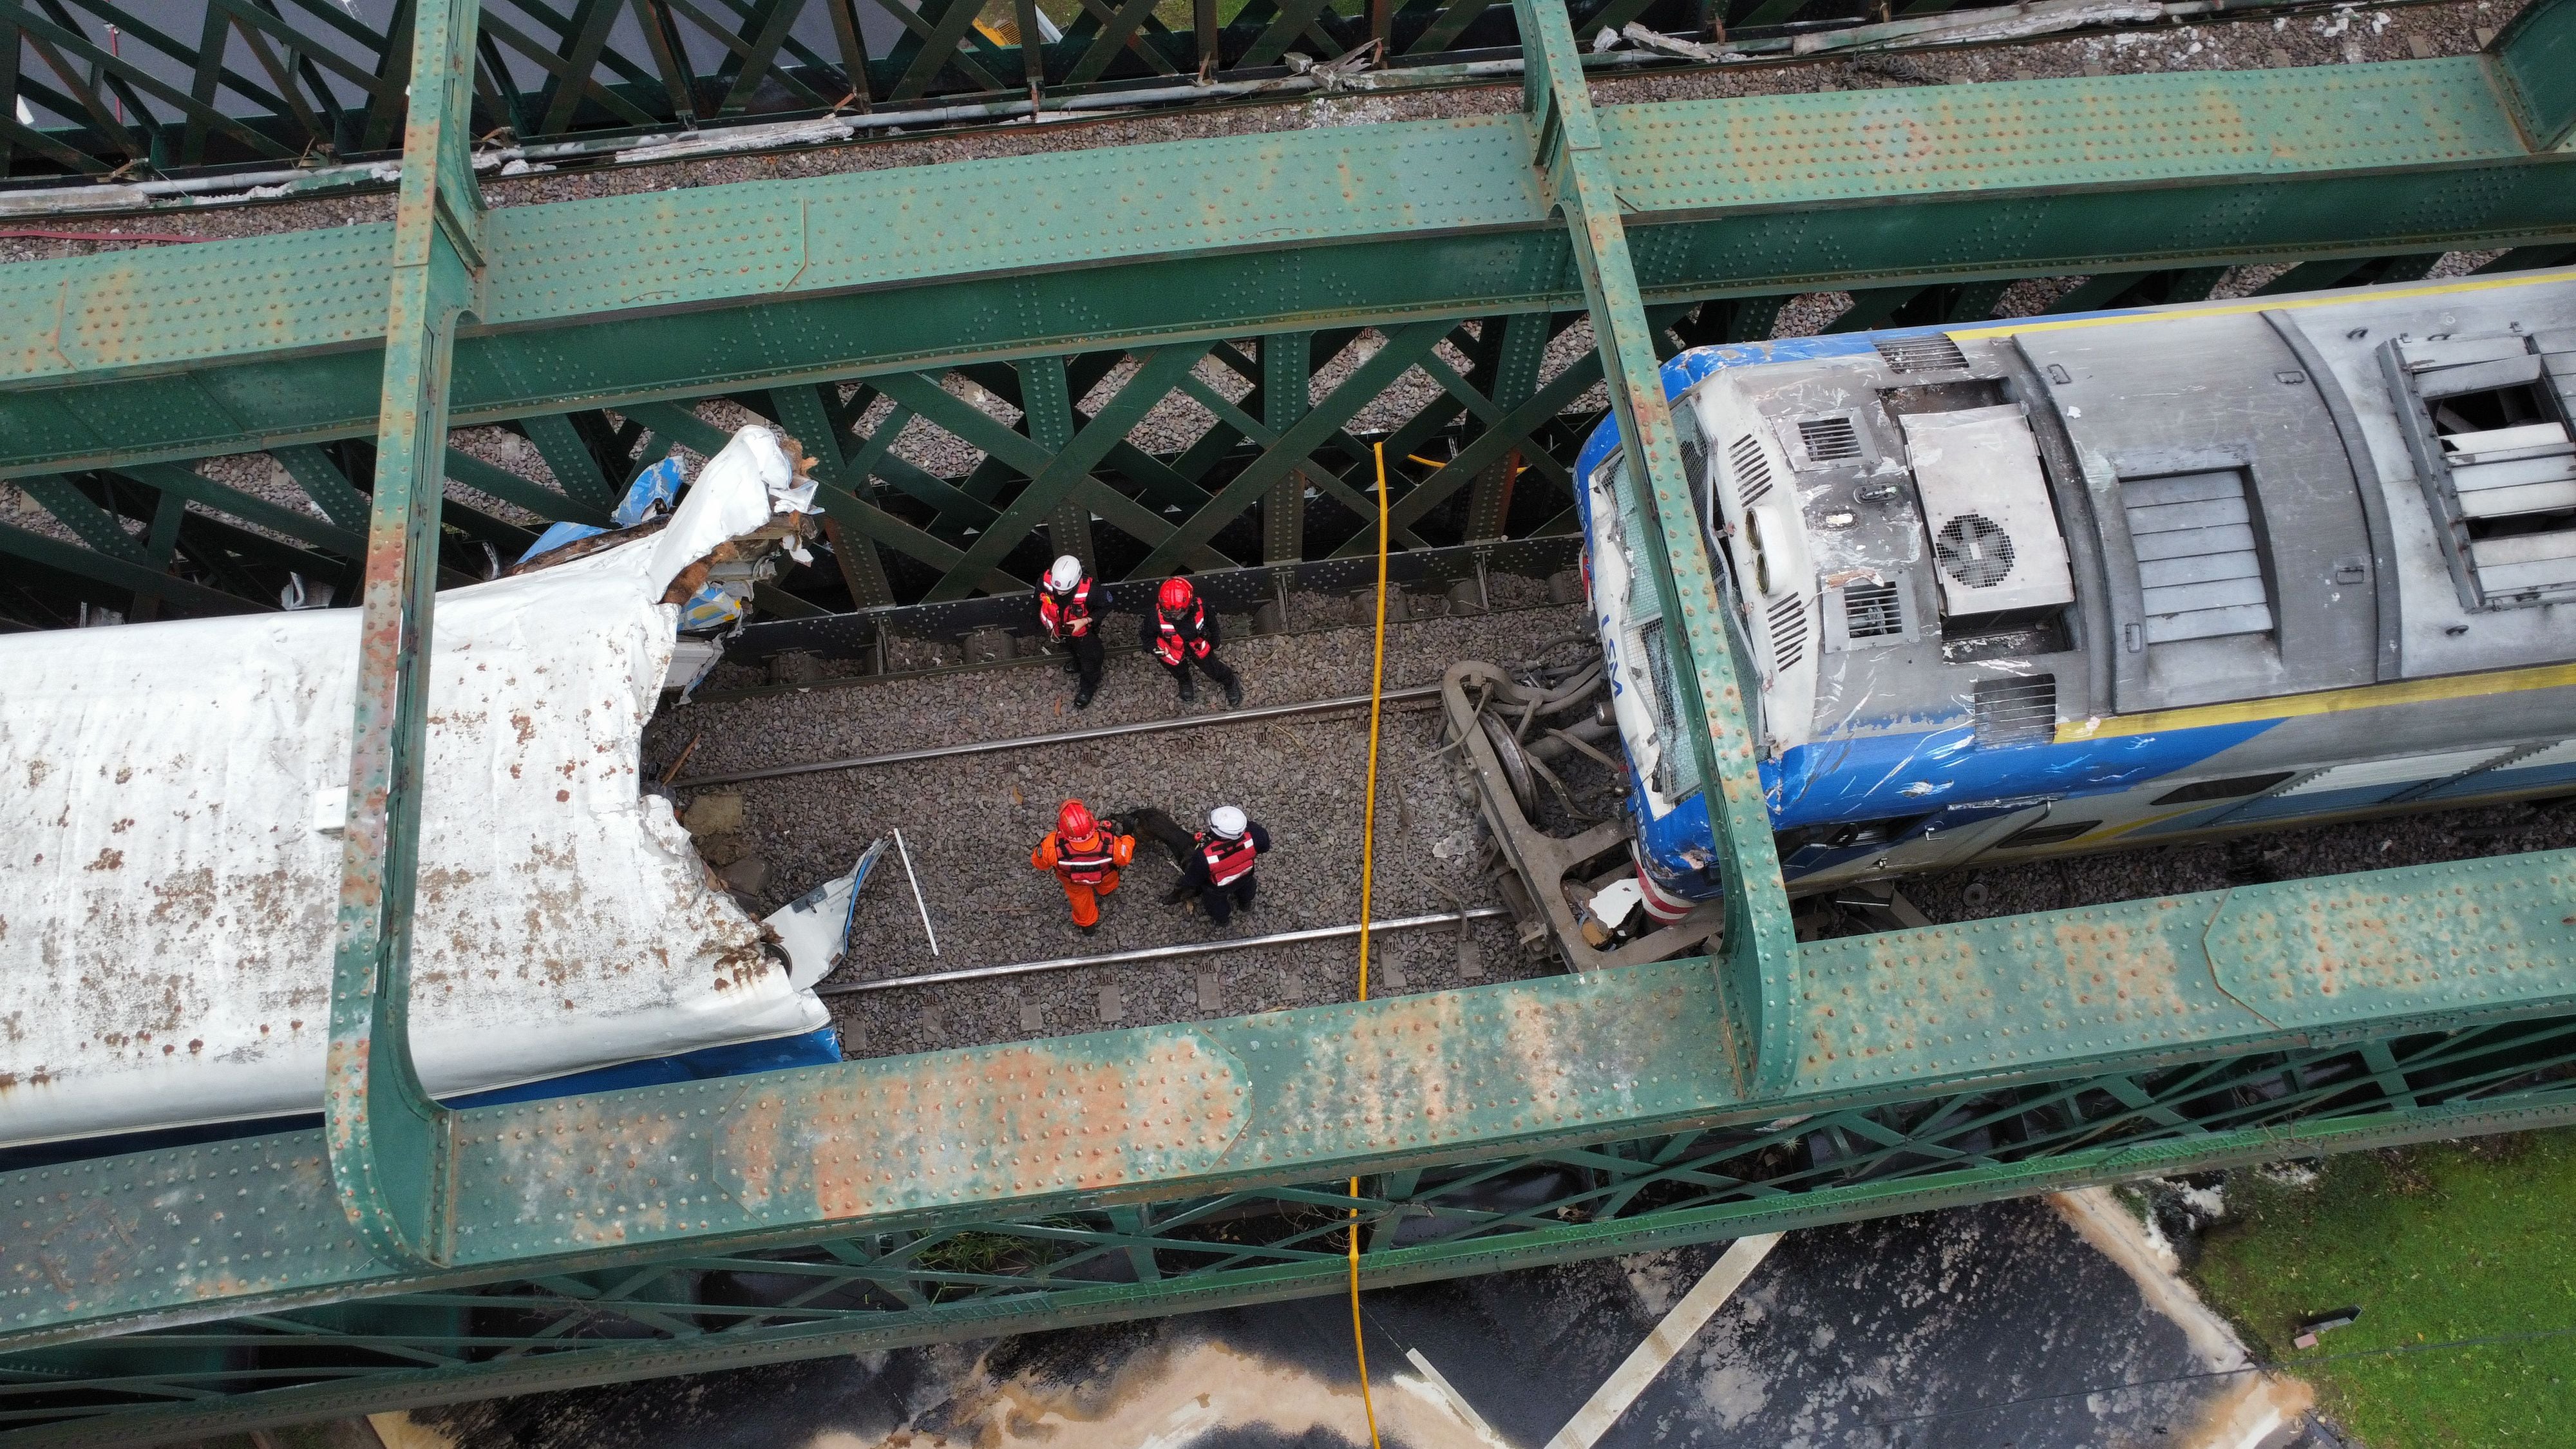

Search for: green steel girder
xmin=1517 ymin=0 xmax=1787 ymax=1083
xmin=321 ymin=0 xmax=483 ymax=1274
xmin=5 ymin=43 xmax=2576 ymax=497
xmin=1 ymin=849 xmax=2572 ymax=1442
xmin=1 ymin=0 xmax=2490 ymax=182
xmin=1 ymin=851 xmax=2569 ymax=1346
xmin=2497 ymin=0 xmax=2576 ymax=151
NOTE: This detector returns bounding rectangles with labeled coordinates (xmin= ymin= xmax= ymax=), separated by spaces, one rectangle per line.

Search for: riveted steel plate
xmin=1600 ymin=59 xmax=2528 ymax=211
xmin=2205 ymin=849 xmax=2576 ymax=1031
xmin=483 ymin=119 xmax=1546 ymax=325
xmin=0 ymin=226 xmax=395 ymax=386
xmin=0 ymin=1133 xmax=372 ymax=1342
xmin=719 ymin=1028 xmax=1247 ymax=1220
xmin=447 ymin=1028 xmax=1247 ymax=1258
xmin=1792 ymin=895 xmax=2276 ymax=1094
xmin=8 ymin=62 xmax=2576 ymax=477
xmin=1204 ymin=959 xmax=1738 ymax=1164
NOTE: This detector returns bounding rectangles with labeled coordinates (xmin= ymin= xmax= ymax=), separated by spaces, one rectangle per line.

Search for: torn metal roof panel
xmin=0 ymin=426 xmax=828 ymax=1148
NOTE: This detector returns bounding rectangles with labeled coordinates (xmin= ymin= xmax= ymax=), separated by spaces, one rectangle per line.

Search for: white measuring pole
xmin=893 ymin=828 xmax=940 ymax=956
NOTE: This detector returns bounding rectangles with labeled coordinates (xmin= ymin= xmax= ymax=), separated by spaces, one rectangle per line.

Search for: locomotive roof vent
xmin=1898 ymin=404 xmax=2076 ymax=616
xmin=2386 ymin=329 xmax=2576 ymax=609
xmin=1796 ymin=415 xmax=1864 ymax=464
xmin=1973 ymin=674 xmax=2058 ymax=746
xmin=1728 ymin=432 xmax=1776 ymax=509
xmin=1876 ymin=334 xmax=1969 ymax=374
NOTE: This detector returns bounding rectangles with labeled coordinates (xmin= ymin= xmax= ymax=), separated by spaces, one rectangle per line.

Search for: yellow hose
xmin=1346 ymin=441 xmax=1390 ymax=1449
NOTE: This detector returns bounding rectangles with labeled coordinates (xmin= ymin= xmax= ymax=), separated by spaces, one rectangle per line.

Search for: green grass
xmin=2188 ymin=1131 xmax=2576 ymax=1446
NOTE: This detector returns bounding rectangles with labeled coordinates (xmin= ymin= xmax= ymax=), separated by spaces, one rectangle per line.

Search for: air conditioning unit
xmin=1899 ymin=404 xmax=2076 ymax=616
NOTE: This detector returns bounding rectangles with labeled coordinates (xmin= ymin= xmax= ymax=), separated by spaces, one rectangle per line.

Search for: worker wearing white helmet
xmin=1179 ymin=804 xmax=1271 ymax=925
xmin=1034 ymin=553 xmax=1107 ymax=709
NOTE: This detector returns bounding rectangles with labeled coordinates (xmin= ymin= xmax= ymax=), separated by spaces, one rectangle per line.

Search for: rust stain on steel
xmin=732 ymin=1032 xmax=1249 ymax=1220
xmin=2207 ymin=865 xmax=2576 ymax=1026
xmin=1229 ymin=970 xmax=1719 ymax=1164
xmin=1801 ymin=902 xmax=2231 ymax=1081
xmin=457 ymin=1032 xmax=1249 ymax=1251
xmin=0 ymin=1142 xmax=354 ymax=1325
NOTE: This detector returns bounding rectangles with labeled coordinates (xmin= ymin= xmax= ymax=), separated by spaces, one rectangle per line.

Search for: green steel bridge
xmin=0 ymin=0 xmax=2571 ymax=1439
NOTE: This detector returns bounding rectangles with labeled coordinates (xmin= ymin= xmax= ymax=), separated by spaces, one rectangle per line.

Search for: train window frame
xmin=2152 ymin=770 xmax=2298 ymax=805
xmin=1776 ymin=813 xmax=1931 ymax=856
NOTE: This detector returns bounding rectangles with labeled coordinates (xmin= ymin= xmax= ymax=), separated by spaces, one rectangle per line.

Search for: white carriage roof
xmin=0 ymin=427 xmax=827 ymax=1147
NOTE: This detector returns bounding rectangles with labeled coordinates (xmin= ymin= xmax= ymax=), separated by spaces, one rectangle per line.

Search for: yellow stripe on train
xmin=1950 ymin=268 xmax=2576 ymax=343
xmin=2054 ymin=661 xmax=2576 ymax=744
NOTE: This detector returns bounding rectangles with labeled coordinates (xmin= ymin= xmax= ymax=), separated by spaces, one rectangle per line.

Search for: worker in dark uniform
xmin=1179 ymin=804 xmax=1270 ymax=925
xmin=1036 ymin=554 xmax=1106 ymax=710
xmin=1142 ymin=576 xmax=1244 ymax=707
xmin=1031 ymin=799 xmax=1135 ymax=933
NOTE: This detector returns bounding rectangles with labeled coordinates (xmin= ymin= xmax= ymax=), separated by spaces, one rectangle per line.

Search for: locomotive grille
xmin=1767 ymin=592 xmax=1808 ymax=673
xmin=2120 ymin=469 xmax=2275 ymax=642
xmin=1973 ymin=675 xmax=2057 ymax=745
xmin=1875 ymin=335 xmax=1969 ymax=373
xmin=1642 ymin=618 xmax=1684 ymax=748
xmin=1798 ymin=416 xmax=1863 ymax=463
xmin=1843 ymin=580 xmax=1905 ymax=639
xmin=1730 ymin=434 xmax=1774 ymax=509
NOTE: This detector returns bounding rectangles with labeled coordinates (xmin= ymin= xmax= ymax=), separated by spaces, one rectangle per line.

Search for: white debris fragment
xmin=2256 ymin=1161 xmax=2322 ymax=1189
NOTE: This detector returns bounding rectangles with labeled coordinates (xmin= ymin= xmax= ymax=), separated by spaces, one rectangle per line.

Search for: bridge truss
xmin=0 ymin=0 xmax=2571 ymax=1439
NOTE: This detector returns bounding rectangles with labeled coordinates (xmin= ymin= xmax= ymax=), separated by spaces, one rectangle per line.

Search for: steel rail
xmin=673 ymin=684 xmax=1445 ymax=787
xmin=820 ymin=906 xmax=1512 ymax=992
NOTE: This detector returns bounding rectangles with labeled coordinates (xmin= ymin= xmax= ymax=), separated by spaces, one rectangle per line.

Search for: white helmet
xmin=1046 ymin=554 xmax=1083 ymax=591
xmin=1209 ymin=805 xmax=1248 ymax=838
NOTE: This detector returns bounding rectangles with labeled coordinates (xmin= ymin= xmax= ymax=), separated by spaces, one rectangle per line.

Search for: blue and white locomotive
xmin=1575 ymin=268 xmax=2576 ymax=904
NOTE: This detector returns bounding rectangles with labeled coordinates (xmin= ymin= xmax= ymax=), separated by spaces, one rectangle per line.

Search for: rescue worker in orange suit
xmin=1179 ymin=805 xmax=1270 ymax=925
xmin=1036 ymin=554 xmax=1106 ymax=710
xmin=1142 ymin=576 xmax=1244 ymax=707
xmin=1032 ymin=799 xmax=1136 ymax=933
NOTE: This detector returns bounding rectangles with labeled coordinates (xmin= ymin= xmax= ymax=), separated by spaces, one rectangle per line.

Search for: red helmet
xmin=1057 ymin=799 xmax=1097 ymax=841
xmin=1157 ymin=576 xmax=1195 ymax=614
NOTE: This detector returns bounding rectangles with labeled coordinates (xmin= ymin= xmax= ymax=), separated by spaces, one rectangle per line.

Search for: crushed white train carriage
xmin=0 ymin=426 xmax=844 ymax=1148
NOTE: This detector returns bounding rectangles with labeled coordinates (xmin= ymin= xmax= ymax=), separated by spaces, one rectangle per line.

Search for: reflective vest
xmin=1056 ymin=831 xmax=1115 ymax=885
xmin=1039 ymin=578 xmax=1095 ymax=639
xmin=1154 ymin=603 xmax=1213 ymax=665
xmin=1197 ymin=830 xmax=1258 ymax=887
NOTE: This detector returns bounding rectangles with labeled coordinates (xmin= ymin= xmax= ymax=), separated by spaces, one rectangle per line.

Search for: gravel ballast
xmin=652 ymin=601 xmax=1592 ymax=1059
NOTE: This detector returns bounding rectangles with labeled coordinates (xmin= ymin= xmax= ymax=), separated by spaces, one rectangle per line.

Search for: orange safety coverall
xmin=1032 ymin=828 xmax=1136 ymax=927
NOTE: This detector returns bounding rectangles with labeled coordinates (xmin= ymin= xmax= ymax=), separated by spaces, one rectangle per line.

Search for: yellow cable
xmin=1345 ymin=441 xmax=1390 ymax=1449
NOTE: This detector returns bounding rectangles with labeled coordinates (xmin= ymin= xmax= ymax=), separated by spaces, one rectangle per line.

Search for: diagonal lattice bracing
xmin=4 ymin=234 xmax=2567 ymax=627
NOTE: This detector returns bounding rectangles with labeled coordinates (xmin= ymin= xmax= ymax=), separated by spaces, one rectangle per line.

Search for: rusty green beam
xmin=5 ymin=35 xmax=2576 ymax=489
xmin=1515 ymin=0 xmax=1791 ymax=1083
xmin=3 ymin=847 xmax=2570 ymax=1358
xmin=322 ymin=0 xmax=486 ymax=1271
xmin=2497 ymin=0 xmax=2576 ymax=150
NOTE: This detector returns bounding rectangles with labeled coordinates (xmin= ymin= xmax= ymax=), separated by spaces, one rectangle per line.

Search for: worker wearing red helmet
xmin=1030 ymin=799 xmax=1136 ymax=933
xmin=1141 ymin=575 xmax=1244 ymax=708
xmin=1035 ymin=554 xmax=1106 ymax=710
xmin=1178 ymin=804 xmax=1271 ymax=926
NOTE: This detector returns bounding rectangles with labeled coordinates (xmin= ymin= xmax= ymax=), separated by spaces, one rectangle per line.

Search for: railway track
xmin=652 ymin=601 xmax=1597 ymax=1059
xmin=656 ymin=589 xmax=2576 ymax=1062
